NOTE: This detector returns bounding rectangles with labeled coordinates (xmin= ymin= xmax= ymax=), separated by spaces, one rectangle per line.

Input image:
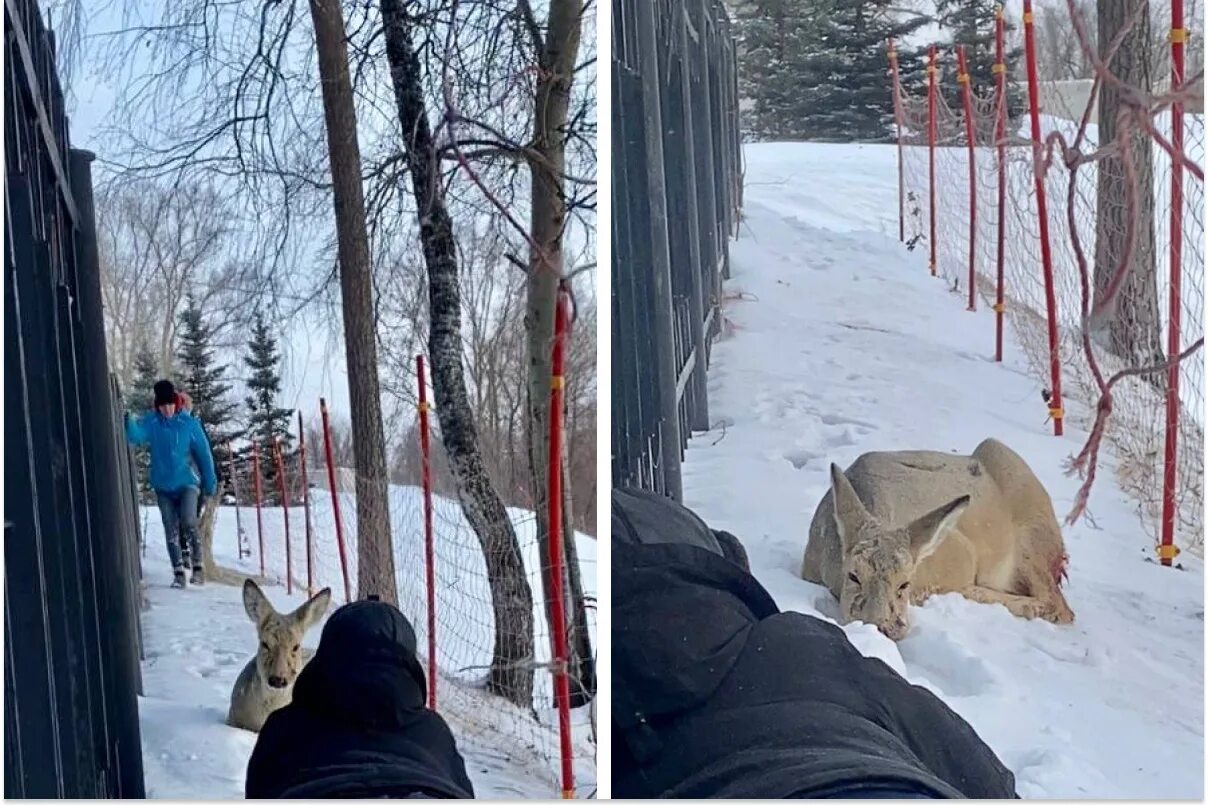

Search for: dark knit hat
xmin=153 ymin=379 xmax=177 ymax=407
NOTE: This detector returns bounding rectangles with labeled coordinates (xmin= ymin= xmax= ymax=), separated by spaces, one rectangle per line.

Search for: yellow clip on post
xmin=1156 ymin=543 xmax=1181 ymax=561
xmin=1048 ymin=407 xmax=1064 ymax=420
xmin=551 ymin=375 xmax=565 ymax=390
xmin=1169 ymin=27 xmax=1189 ymax=44
xmin=992 ymin=303 xmax=1005 ymax=313
xmin=1023 ymin=10 xmax=1034 ymax=24
xmin=957 ymin=73 xmax=970 ymax=85
xmin=418 ymin=402 xmax=431 ymax=413
xmin=992 ymin=63 xmax=1006 ymax=75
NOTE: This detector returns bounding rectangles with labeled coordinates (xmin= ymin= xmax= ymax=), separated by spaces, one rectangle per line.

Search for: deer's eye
xmin=260 ymin=641 xmax=269 ymax=650
xmin=292 ymin=644 xmax=300 ymax=653
xmin=899 ymin=581 xmax=910 ymax=592
xmin=847 ymin=572 xmax=860 ymax=586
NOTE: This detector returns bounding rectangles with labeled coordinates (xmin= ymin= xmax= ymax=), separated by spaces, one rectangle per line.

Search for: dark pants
xmin=156 ymin=486 xmax=200 ymax=572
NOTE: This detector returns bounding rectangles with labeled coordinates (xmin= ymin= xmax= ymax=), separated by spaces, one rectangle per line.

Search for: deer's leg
xmin=959 ymin=585 xmax=1058 ymax=621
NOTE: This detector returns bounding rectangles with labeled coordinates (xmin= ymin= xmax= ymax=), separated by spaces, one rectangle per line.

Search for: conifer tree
xmin=935 ymin=0 xmax=1024 ymax=121
xmin=176 ymin=293 xmax=239 ymax=485
xmin=244 ymin=311 xmax=294 ymax=504
xmin=130 ymin=340 xmax=159 ymax=501
xmin=738 ymin=0 xmax=929 ymax=141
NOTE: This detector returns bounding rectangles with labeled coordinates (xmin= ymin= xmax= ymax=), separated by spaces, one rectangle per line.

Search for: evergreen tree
xmin=177 ymin=292 xmax=239 ymax=490
xmin=130 ymin=340 xmax=159 ymax=502
xmin=812 ymin=2 xmax=930 ymax=141
xmin=934 ymin=0 xmax=1024 ymax=122
xmin=737 ymin=0 xmax=829 ymax=139
xmin=244 ymin=310 xmax=294 ymax=505
xmin=738 ymin=0 xmax=929 ymax=142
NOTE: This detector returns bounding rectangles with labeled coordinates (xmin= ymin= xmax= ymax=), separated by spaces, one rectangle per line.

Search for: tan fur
xmin=227 ymin=580 xmax=331 ymax=732
xmin=802 ymin=438 xmax=1074 ymax=639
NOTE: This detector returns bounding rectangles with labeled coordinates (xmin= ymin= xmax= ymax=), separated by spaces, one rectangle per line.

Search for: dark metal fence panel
xmin=4 ymin=0 xmax=146 ymax=797
xmin=612 ymin=0 xmax=743 ymax=500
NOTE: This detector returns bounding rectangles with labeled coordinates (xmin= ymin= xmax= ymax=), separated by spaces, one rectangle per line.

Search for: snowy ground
xmin=135 ymin=486 xmax=595 ymax=798
xmin=681 ymin=141 xmax=1204 ymax=798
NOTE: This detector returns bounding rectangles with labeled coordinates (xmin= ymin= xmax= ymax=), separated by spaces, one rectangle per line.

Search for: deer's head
xmin=243 ymin=579 xmax=331 ymax=690
xmin=828 ymin=463 xmax=968 ymax=640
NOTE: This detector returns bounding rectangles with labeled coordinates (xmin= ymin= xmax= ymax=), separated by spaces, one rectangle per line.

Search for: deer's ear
xmin=907 ymin=496 xmax=970 ymax=562
xmin=243 ymin=579 xmax=272 ymax=624
xmin=295 ymin=587 xmax=332 ymax=630
xmin=830 ymin=463 xmax=871 ymax=550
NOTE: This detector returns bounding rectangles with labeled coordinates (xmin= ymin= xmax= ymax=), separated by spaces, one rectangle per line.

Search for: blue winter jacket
xmin=125 ymin=409 xmax=218 ymax=495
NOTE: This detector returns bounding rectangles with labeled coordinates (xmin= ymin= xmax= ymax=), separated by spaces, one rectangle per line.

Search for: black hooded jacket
xmin=612 ymin=487 xmax=1018 ymax=799
xmin=245 ymin=601 xmax=475 ymax=799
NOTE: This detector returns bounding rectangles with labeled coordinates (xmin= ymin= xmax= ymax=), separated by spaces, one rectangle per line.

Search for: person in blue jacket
xmin=126 ymin=379 xmax=218 ymax=588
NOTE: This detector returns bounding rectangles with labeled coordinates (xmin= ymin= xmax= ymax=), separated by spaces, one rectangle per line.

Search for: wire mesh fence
xmin=895 ymin=2 xmax=1204 ymax=559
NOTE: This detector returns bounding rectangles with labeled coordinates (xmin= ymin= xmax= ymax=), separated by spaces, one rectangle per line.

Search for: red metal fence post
xmin=252 ymin=442 xmax=265 ymax=578
xmin=888 ymin=38 xmax=905 ymax=243
xmin=547 ymin=286 xmax=575 ymax=799
xmin=320 ymin=398 xmax=353 ymax=603
xmin=957 ymin=45 xmax=977 ymax=312
xmin=994 ymin=6 xmax=1008 ymax=361
xmin=1022 ymin=0 xmax=1064 ymax=436
xmin=299 ymin=412 xmax=315 ymax=596
xmin=417 ymin=355 xmax=438 ymax=710
xmin=928 ymin=44 xmax=938 ymax=277
xmin=273 ymin=436 xmax=293 ymax=594
xmin=1160 ymin=0 xmax=1186 ymax=566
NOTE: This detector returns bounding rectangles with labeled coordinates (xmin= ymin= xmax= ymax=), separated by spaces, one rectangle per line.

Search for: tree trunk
xmin=379 ymin=0 xmax=535 ymax=709
xmin=197 ymin=496 xmax=243 ymax=585
xmin=307 ymin=0 xmax=397 ymax=604
xmin=524 ymin=0 xmax=594 ymax=710
xmin=1094 ymin=0 xmax=1163 ymax=373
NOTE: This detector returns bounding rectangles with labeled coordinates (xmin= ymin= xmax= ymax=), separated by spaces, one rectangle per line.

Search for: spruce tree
xmin=130 ymin=340 xmax=159 ymax=502
xmin=738 ymin=0 xmax=929 ymax=142
xmin=810 ymin=2 xmax=930 ymax=141
xmin=737 ymin=0 xmax=825 ymax=139
xmin=934 ymin=0 xmax=1024 ymax=122
xmin=176 ymin=293 xmax=239 ymax=486
xmin=244 ymin=311 xmax=294 ymax=505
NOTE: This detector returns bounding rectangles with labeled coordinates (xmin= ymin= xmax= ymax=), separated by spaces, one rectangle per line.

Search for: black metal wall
xmin=4 ymin=0 xmax=146 ymax=797
xmin=612 ymin=0 xmax=743 ymax=500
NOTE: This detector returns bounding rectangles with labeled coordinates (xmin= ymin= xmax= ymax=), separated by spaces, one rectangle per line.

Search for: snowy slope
xmin=135 ymin=486 xmax=595 ymax=799
xmin=681 ymin=142 xmax=1203 ymax=798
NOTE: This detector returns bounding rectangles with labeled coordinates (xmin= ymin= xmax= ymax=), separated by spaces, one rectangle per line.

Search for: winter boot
xmin=191 ymin=564 xmax=205 ymax=586
xmin=171 ymin=570 xmax=187 ymax=589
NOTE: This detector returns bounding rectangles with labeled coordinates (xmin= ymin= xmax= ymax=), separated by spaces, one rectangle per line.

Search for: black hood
xmin=291 ymin=600 xmax=428 ymax=729
xmin=612 ymin=488 xmax=779 ymax=735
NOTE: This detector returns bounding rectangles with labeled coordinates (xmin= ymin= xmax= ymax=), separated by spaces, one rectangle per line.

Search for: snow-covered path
xmin=680 ymin=142 xmax=1203 ymax=798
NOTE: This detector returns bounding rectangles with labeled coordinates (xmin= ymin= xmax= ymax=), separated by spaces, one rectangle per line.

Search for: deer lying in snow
xmin=801 ymin=438 xmax=1074 ymax=640
xmin=228 ymin=579 xmax=331 ymax=732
